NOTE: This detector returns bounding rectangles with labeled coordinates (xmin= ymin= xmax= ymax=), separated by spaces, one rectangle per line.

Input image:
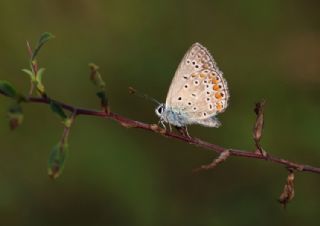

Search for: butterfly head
xmin=155 ymin=103 xmax=165 ymax=117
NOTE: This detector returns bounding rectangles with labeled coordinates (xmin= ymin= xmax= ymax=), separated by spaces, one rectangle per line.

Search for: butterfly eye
xmin=156 ymin=105 xmax=164 ymax=114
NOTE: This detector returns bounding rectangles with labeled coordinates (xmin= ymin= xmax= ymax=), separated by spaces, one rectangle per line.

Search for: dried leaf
xmin=253 ymin=100 xmax=266 ymax=155
xmin=279 ymin=170 xmax=295 ymax=208
xmin=8 ymin=103 xmax=23 ymax=130
xmin=253 ymin=100 xmax=265 ymax=142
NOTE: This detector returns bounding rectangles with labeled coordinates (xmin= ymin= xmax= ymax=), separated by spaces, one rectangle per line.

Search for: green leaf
xmin=35 ymin=68 xmax=46 ymax=94
xmin=63 ymin=118 xmax=73 ymax=128
xmin=96 ymin=91 xmax=108 ymax=108
xmin=0 ymin=80 xmax=17 ymax=98
xmin=36 ymin=68 xmax=46 ymax=83
xmin=36 ymin=83 xmax=45 ymax=94
xmin=39 ymin=32 xmax=55 ymax=44
xmin=8 ymin=103 xmax=23 ymax=130
xmin=21 ymin=69 xmax=35 ymax=81
xmin=89 ymin=63 xmax=105 ymax=89
xmin=50 ymin=101 xmax=67 ymax=120
xmin=89 ymin=63 xmax=108 ymax=109
xmin=32 ymin=32 xmax=55 ymax=60
xmin=48 ymin=142 xmax=68 ymax=179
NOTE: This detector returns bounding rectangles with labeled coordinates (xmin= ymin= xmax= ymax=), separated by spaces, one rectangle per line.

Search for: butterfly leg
xmin=158 ymin=119 xmax=167 ymax=130
xmin=168 ymin=123 xmax=172 ymax=132
xmin=184 ymin=126 xmax=191 ymax=138
xmin=175 ymin=126 xmax=191 ymax=138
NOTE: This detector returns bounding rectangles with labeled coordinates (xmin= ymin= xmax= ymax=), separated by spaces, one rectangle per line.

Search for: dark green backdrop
xmin=0 ymin=1 xmax=320 ymax=225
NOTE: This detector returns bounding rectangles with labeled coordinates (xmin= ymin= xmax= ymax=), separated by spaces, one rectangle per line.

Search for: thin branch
xmin=26 ymin=41 xmax=36 ymax=97
xmin=1 ymin=91 xmax=320 ymax=174
xmin=193 ymin=150 xmax=230 ymax=172
xmin=60 ymin=110 xmax=77 ymax=145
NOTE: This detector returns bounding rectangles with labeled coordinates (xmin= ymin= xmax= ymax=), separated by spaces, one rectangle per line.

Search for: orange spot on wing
xmin=213 ymin=84 xmax=220 ymax=91
xmin=212 ymin=79 xmax=219 ymax=84
xmin=215 ymin=92 xmax=222 ymax=99
xmin=216 ymin=102 xmax=223 ymax=111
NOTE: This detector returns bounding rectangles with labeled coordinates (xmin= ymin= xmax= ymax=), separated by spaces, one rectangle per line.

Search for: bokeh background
xmin=0 ymin=0 xmax=320 ymax=225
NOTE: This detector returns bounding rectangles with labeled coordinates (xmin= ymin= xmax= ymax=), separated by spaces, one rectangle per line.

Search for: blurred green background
xmin=0 ymin=0 xmax=320 ymax=225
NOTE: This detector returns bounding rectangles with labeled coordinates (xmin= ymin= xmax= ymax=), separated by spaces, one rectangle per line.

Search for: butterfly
xmin=155 ymin=42 xmax=229 ymax=132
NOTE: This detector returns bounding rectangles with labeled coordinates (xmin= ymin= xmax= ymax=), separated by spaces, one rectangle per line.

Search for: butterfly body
xmin=156 ymin=105 xmax=193 ymax=127
xmin=156 ymin=43 xmax=229 ymax=129
xmin=156 ymin=105 xmax=221 ymax=128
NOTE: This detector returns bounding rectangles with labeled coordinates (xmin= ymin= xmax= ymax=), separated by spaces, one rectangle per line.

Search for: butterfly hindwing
xmin=165 ymin=43 xmax=229 ymax=124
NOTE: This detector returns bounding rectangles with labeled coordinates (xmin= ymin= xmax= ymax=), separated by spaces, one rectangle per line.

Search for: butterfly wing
xmin=166 ymin=43 xmax=217 ymax=103
xmin=165 ymin=43 xmax=229 ymax=125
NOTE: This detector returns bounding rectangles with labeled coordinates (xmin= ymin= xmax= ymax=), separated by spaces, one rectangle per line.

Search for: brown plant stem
xmin=1 ymin=91 xmax=320 ymax=174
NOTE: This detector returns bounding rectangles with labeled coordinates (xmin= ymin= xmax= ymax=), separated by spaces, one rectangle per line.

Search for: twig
xmin=193 ymin=150 xmax=230 ymax=172
xmin=2 ymin=90 xmax=320 ymax=174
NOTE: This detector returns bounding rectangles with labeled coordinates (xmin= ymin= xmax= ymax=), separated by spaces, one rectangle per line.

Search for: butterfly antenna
xmin=128 ymin=86 xmax=160 ymax=106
